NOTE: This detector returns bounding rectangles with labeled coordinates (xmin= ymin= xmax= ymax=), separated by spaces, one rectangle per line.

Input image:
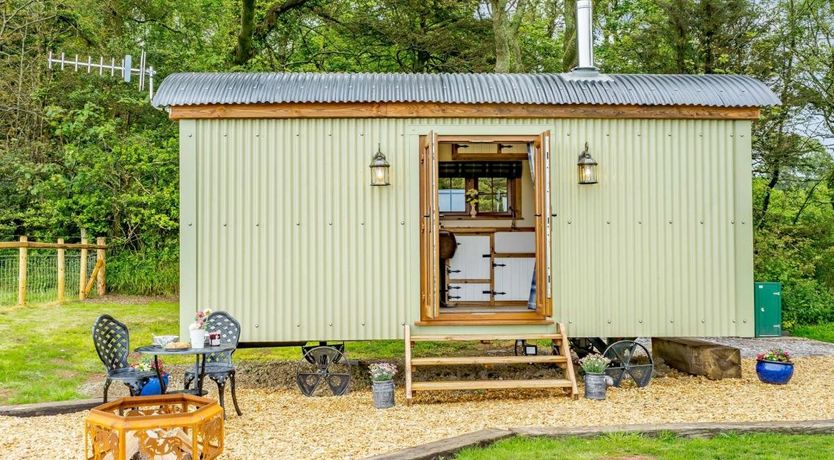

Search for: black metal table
xmin=135 ymin=344 xmax=235 ymax=396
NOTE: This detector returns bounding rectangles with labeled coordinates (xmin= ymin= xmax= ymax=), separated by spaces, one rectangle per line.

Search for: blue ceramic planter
xmin=756 ymin=360 xmax=794 ymax=385
xmin=140 ymin=374 xmax=170 ymax=395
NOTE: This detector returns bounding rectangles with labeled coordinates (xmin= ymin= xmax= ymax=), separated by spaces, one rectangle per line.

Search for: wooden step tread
xmin=411 ymin=379 xmax=574 ymax=391
xmin=411 ymin=355 xmax=567 ymax=366
xmin=410 ymin=333 xmax=561 ymax=342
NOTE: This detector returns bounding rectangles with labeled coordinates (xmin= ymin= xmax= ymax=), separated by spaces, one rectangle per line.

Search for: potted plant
xmin=465 ymin=188 xmax=479 ymax=217
xmin=756 ymin=348 xmax=794 ymax=385
xmin=369 ymin=362 xmax=397 ymax=409
xmin=131 ymin=353 xmax=168 ymax=395
xmin=188 ymin=308 xmax=213 ymax=349
xmin=579 ymin=354 xmax=610 ymax=400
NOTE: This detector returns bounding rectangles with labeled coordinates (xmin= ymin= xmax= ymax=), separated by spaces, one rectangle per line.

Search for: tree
xmin=487 ymin=0 xmax=528 ymax=72
xmin=233 ymin=0 xmax=315 ymax=65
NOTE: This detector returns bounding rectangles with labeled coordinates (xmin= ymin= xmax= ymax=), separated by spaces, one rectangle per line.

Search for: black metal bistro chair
xmin=92 ymin=314 xmax=156 ymax=402
xmin=184 ymin=311 xmax=243 ymax=418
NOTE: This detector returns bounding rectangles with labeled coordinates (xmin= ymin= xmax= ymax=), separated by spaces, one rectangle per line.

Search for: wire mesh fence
xmin=0 ymin=248 xmax=101 ymax=306
xmin=0 ymin=253 xmax=17 ymax=306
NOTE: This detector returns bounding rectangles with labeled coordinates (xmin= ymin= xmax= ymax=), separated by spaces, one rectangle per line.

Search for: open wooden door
xmin=419 ymin=132 xmax=440 ymax=320
xmin=534 ymin=131 xmax=553 ymax=317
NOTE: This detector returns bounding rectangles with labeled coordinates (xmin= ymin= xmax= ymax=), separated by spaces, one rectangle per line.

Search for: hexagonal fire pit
xmin=85 ymin=393 xmax=223 ymax=460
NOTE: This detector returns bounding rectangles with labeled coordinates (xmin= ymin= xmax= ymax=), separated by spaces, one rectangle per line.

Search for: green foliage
xmin=753 ymin=178 xmax=834 ymax=326
xmin=792 ymin=323 xmax=834 ymax=343
xmin=107 ymin=249 xmax=179 ymax=296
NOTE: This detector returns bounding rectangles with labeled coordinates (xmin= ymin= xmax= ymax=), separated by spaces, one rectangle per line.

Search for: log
xmin=652 ymin=338 xmax=741 ymax=380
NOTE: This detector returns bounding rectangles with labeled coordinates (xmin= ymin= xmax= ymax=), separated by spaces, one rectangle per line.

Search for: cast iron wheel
xmin=602 ymin=340 xmax=653 ymax=388
xmin=296 ymin=346 xmax=351 ymax=396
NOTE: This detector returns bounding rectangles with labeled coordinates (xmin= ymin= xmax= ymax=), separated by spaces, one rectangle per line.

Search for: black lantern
xmin=577 ymin=142 xmax=598 ymax=184
xmin=369 ymin=144 xmax=390 ymax=186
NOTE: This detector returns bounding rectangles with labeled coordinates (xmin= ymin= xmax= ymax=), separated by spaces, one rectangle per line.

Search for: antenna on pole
xmin=47 ymin=49 xmax=156 ymax=98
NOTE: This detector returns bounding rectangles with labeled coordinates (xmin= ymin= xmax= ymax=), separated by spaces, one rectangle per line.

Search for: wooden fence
xmin=0 ymin=231 xmax=106 ymax=305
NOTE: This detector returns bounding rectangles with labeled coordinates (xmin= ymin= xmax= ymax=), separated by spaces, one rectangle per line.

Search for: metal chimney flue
xmin=575 ymin=0 xmax=597 ymax=73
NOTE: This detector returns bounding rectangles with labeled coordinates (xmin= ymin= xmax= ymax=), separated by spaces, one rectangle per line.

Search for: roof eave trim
xmin=167 ymin=101 xmax=762 ymax=121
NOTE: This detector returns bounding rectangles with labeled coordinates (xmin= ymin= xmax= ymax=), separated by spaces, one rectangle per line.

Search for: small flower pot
xmin=140 ymin=374 xmax=170 ymax=396
xmin=756 ymin=360 xmax=794 ymax=385
xmin=584 ymin=372 xmax=607 ymax=400
xmin=189 ymin=329 xmax=206 ymax=349
xmin=372 ymin=380 xmax=395 ymax=409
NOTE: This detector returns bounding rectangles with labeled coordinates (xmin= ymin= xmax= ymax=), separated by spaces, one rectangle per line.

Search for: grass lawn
xmin=0 ymin=299 xmax=471 ymax=405
xmin=791 ymin=323 xmax=834 ymax=343
xmin=455 ymin=433 xmax=834 ymax=460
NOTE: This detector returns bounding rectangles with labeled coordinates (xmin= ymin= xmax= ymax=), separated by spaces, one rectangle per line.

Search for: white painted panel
xmin=449 ymin=235 xmax=491 ymax=279
xmin=494 ymin=232 xmax=535 ymax=253
xmin=494 ymin=258 xmax=536 ymax=301
xmin=448 ymin=283 xmax=491 ymax=302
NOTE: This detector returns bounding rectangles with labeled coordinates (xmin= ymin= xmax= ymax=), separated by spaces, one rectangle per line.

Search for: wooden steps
xmin=411 ymin=355 xmax=567 ymax=366
xmin=411 ymin=379 xmax=575 ymax=391
xmin=410 ymin=333 xmax=562 ymax=342
xmin=404 ymin=323 xmax=579 ymax=403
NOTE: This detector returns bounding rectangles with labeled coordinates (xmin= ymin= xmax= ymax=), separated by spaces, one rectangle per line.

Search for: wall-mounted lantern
xmin=370 ymin=144 xmax=390 ymax=186
xmin=577 ymin=142 xmax=598 ymax=184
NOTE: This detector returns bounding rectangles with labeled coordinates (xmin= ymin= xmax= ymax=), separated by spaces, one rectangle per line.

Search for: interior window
xmin=439 ymin=177 xmax=466 ymax=213
xmin=477 ymin=177 xmax=509 ymax=213
xmin=439 ymin=176 xmax=515 ymax=217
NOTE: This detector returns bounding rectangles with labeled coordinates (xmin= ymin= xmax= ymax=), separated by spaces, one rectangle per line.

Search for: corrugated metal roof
xmin=152 ymin=72 xmax=780 ymax=108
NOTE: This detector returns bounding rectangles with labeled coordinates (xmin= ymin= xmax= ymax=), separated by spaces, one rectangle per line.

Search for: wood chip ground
xmin=2 ymin=357 xmax=834 ymax=459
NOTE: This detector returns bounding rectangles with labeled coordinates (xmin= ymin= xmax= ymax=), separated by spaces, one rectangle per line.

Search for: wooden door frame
xmin=418 ymin=134 xmax=553 ymax=325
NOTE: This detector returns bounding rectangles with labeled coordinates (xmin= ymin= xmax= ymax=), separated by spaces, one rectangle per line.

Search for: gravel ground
xmin=2 ymin=356 xmax=834 ymax=460
xmin=634 ymin=336 xmax=834 ymax=359
xmin=701 ymin=336 xmax=834 ymax=358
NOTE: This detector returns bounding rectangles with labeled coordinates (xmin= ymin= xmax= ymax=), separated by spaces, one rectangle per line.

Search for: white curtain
xmin=527 ymin=142 xmax=537 ymax=310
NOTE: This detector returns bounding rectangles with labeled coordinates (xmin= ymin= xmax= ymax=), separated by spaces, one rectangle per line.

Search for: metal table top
xmin=135 ymin=344 xmax=235 ymax=356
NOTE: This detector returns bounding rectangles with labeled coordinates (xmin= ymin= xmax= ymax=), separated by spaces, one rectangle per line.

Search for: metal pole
xmin=149 ymin=67 xmax=155 ymax=99
xmin=576 ymin=0 xmax=595 ymax=70
xmin=138 ymin=49 xmax=145 ymax=90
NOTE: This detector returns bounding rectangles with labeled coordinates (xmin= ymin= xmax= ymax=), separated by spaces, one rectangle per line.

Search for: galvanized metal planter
xmin=372 ymin=380 xmax=396 ymax=409
xmin=583 ymin=373 xmax=607 ymax=400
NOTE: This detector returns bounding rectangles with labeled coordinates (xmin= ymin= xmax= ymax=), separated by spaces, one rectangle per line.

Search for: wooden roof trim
xmin=169 ymin=102 xmax=760 ymax=120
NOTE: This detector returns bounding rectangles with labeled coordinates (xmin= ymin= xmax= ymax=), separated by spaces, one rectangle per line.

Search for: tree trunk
xmin=233 ymin=0 xmax=312 ymax=65
xmin=491 ymin=0 xmax=511 ymax=72
xmin=233 ymin=0 xmax=257 ymax=65
xmin=562 ymin=0 xmax=577 ymax=72
xmin=757 ymin=168 xmax=780 ymax=229
xmin=701 ymin=0 xmax=715 ymax=73
xmin=490 ymin=0 xmax=525 ymax=73
xmin=792 ymin=179 xmax=823 ymax=225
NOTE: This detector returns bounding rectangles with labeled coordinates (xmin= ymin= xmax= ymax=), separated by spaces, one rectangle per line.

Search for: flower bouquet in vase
xmin=188 ymin=308 xmax=213 ymax=349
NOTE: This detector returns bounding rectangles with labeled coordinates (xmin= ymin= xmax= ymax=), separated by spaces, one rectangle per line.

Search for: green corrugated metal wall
xmin=179 ymin=118 xmax=754 ymax=341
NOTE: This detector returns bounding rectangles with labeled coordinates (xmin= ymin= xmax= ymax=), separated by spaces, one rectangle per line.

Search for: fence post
xmin=18 ymin=236 xmax=27 ymax=305
xmin=79 ymin=230 xmax=88 ymax=300
xmin=96 ymin=237 xmax=106 ymax=296
xmin=57 ymin=238 xmax=65 ymax=303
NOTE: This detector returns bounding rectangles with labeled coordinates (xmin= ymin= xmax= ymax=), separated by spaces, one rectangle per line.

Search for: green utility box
xmin=754 ymin=282 xmax=782 ymax=337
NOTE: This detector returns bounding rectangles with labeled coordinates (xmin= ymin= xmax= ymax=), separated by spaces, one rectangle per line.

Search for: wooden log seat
xmin=651 ymin=338 xmax=741 ymax=380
